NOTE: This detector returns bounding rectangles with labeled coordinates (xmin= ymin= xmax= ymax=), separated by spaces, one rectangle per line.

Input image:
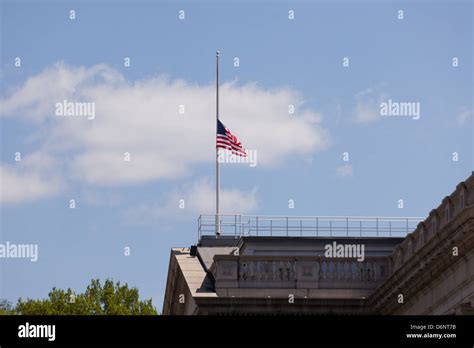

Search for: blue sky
xmin=0 ymin=0 xmax=472 ymax=311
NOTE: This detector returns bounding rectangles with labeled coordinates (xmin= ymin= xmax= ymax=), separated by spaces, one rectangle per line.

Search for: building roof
xmin=172 ymin=248 xmax=216 ymax=297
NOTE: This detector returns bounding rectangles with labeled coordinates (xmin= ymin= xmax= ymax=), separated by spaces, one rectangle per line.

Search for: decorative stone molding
xmin=212 ymin=255 xmax=389 ymax=295
xmin=369 ymin=206 xmax=474 ymax=314
xmin=388 ymin=172 xmax=474 ymax=277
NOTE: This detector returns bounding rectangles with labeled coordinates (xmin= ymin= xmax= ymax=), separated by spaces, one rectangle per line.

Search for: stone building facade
xmin=163 ymin=173 xmax=474 ymax=315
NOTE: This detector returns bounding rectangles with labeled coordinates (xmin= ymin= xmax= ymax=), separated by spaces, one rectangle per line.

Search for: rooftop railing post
xmin=376 ymin=218 xmax=379 ymax=237
xmin=389 ymin=220 xmax=392 ymax=237
xmin=256 ymin=216 xmax=259 ymax=236
xmin=270 ymin=220 xmax=272 ymax=236
xmin=300 ymin=219 xmax=302 ymax=236
xmin=346 ymin=217 xmax=349 ymax=236
xmin=316 ymin=217 xmax=318 ymax=236
xmin=406 ymin=218 xmax=409 ymax=234
xmin=286 ymin=217 xmax=289 ymax=237
xmin=359 ymin=220 xmax=362 ymax=236
xmin=239 ymin=215 xmax=242 ymax=236
xmin=234 ymin=215 xmax=237 ymax=237
xmin=198 ymin=215 xmax=201 ymax=240
xmin=330 ymin=220 xmax=332 ymax=236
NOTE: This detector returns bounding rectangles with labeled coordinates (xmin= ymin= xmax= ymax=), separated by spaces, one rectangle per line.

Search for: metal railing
xmin=198 ymin=214 xmax=424 ymax=239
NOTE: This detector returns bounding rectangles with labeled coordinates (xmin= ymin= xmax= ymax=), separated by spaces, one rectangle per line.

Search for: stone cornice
xmin=368 ymin=207 xmax=474 ymax=314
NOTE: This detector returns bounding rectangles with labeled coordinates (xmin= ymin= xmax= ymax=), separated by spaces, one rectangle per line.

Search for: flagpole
xmin=215 ymin=50 xmax=221 ymax=237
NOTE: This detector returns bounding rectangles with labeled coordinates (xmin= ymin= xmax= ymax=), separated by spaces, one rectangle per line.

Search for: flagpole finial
xmin=216 ymin=50 xmax=220 ymax=57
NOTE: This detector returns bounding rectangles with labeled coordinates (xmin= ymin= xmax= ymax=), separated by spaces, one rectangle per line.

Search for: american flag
xmin=216 ymin=119 xmax=247 ymax=157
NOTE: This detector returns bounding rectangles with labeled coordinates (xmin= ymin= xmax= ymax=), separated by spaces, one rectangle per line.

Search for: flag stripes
xmin=216 ymin=120 xmax=247 ymax=157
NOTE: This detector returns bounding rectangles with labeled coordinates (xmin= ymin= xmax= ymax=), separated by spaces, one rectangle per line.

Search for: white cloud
xmin=0 ymin=157 xmax=63 ymax=203
xmin=336 ymin=164 xmax=353 ymax=177
xmin=354 ymin=87 xmax=386 ymax=123
xmin=1 ymin=62 xmax=330 ymax=202
xmin=456 ymin=106 xmax=472 ymax=125
xmin=125 ymin=177 xmax=258 ymax=224
xmin=0 ymin=150 xmax=66 ymax=203
xmin=1 ymin=63 xmax=124 ymax=123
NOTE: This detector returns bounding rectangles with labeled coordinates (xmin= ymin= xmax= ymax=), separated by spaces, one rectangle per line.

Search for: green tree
xmin=13 ymin=279 xmax=158 ymax=315
xmin=0 ymin=299 xmax=14 ymax=315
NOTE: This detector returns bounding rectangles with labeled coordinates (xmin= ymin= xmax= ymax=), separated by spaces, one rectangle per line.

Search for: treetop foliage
xmin=0 ymin=279 xmax=158 ymax=315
